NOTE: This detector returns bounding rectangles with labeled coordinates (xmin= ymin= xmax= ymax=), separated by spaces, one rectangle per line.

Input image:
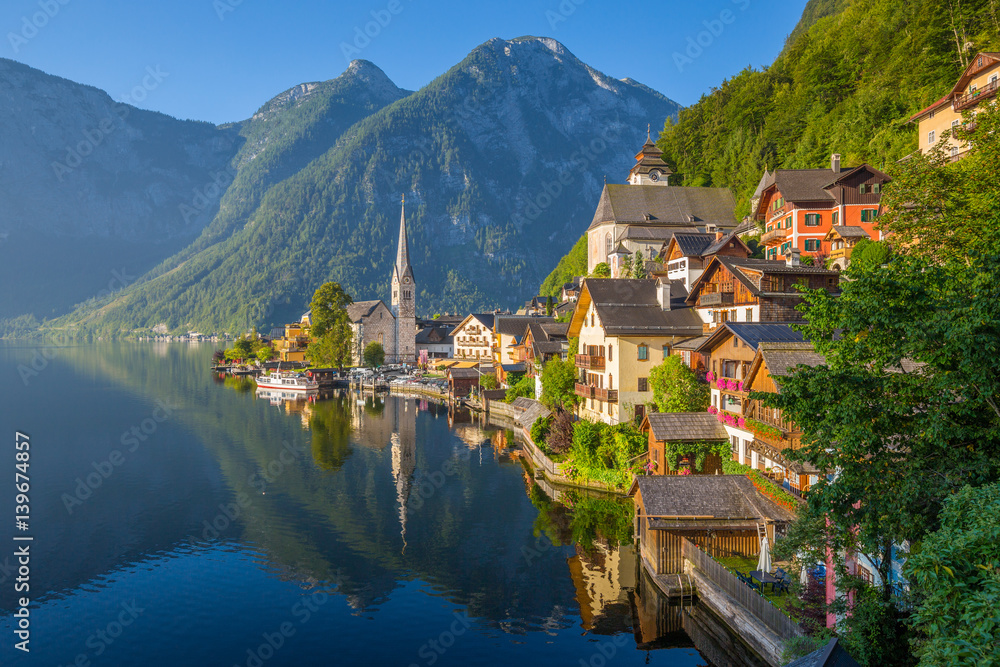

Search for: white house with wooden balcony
xmin=450 ymin=314 xmax=496 ymax=361
xmin=685 ymin=255 xmax=841 ymax=334
xmin=567 ymin=277 xmax=702 ymax=425
xmin=658 ymin=231 xmax=752 ymax=290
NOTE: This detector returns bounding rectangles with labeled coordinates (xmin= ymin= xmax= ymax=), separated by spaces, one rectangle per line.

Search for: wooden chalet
xmin=658 ymin=231 xmax=751 ymax=291
xmin=640 ymin=413 xmax=728 ymax=475
xmin=511 ymin=321 xmax=568 ymax=378
xmin=742 ymin=342 xmax=827 ymax=496
xmin=685 ymin=256 xmax=840 ymax=333
xmin=630 ymin=476 xmax=795 ymax=576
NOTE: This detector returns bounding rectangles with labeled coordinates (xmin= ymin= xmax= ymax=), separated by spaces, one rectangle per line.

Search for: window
xmin=745 ymin=308 xmax=753 ymax=322
xmin=804 ymin=239 xmax=821 ymax=251
xmin=860 ymin=209 xmax=879 ymax=223
xmin=859 ymin=183 xmax=868 ymax=195
xmin=873 ymin=183 xmax=881 ymax=194
xmin=637 ymin=344 xmax=648 ymax=361
xmin=832 ymin=211 xmax=839 ymax=226
xmin=785 ymin=216 xmax=792 ymax=229
xmin=608 ymin=345 xmax=613 ymax=361
xmin=804 ymin=213 xmax=821 ymax=227
xmin=952 ymin=119 xmax=960 ymax=129
xmin=951 ymin=146 xmax=960 ymax=157
xmin=731 ymin=435 xmax=739 ymax=453
xmin=634 ymin=404 xmax=646 ymax=424
xmin=609 ymin=374 xmax=613 ymax=390
xmin=638 ymin=377 xmax=648 ymax=392
xmin=662 ymin=345 xmax=669 ymax=360
xmin=590 ymin=313 xmax=594 ymax=327
xmin=605 ymin=233 xmax=612 ymax=256
xmin=928 ymin=130 xmax=936 ymax=145
xmin=683 ymin=350 xmax=691 ymax=365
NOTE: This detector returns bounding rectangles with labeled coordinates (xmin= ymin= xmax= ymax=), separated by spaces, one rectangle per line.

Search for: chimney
xmin=831 ymin=154 xmax=841 ymax=173
xmin=715 ymin=231 xmax=724 ymax=242
xmin=656 ymin=277 xmax=672 ymax=311
xmin=786 ymin=248 xmax=801 ymax=267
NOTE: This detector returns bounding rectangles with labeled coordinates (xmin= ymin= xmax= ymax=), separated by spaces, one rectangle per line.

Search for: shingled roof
xmin=758 ymin=342 xmax=826 ymax=380
xmin=346 ymin=300 xmax=385 ymax=323
xmin=686 ymin=256 xmax=840 ymax=304
xmin=495 ymin=315 xmax=553 ymax=337
xmin=632 ymin=476 xmax=796 ymax=526
xmin=644 ymin=413 xmax=729 ymax=442
xmin=589 ymin=184 xmax=737 ymax=231
xmin=698 ymin=323 xmax=806 ymax=353
xmin=827 ymin=225 xmax=871 ymax=239
xmin=582 ymin=278 xmax=702 ymax=337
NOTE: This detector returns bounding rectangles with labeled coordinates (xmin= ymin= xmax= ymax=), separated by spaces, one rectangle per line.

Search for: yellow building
xmin=567 ymin=277 xmax=702 ymax=425
xmin=910 ymin=52 xmax=1000 ymax=161
xmin=272 ymin=312 xmax=312 ymax=362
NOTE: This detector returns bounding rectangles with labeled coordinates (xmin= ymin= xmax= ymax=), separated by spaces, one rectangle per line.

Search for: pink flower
xmin=738 ymin=417 xmax=746 ymax=428
xmin=737 ymin=381 xmax=744 ymax=392
xmin=716 ymin=379 xmax=725 ymax=389
xmin=706 ymin=372 xmax=715 ymax=382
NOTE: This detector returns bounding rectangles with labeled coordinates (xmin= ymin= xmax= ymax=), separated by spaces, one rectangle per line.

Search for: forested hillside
xmin=657 ymin=0 xmax=1000 ymax=217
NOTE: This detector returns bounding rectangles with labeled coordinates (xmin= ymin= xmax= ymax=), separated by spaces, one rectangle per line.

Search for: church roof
xmin=589 ymin=184 xmax=737 ymax=231
xmin=393 ymin=198 xmax=414 ymax=283
xmin=346 ymin=300 xmax=386 ymax=323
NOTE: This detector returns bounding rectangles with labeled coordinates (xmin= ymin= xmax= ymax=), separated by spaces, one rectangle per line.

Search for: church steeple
xmin=394 ymin=195 xmax=414 ymax=283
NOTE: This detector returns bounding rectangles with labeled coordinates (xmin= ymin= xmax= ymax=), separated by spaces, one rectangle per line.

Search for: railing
xmin=575 ymin=354 xmax=606 ymax=370
xmin=829 ymin=247 xmax=847 ymax=260
xmin=760 ymin=227 xmax=788 ymax=245
xmin=954 ymin=79 xmax=998 ymax=111
xmin=700 ymin=292 xmax=735 ymax=307
xmin=681 ymin=538 xmax=801 ymax=640
xmin=594 ymin=387 xmax=619 ymax=403
xmin=575 ymin=383 xmax=595 ymax=399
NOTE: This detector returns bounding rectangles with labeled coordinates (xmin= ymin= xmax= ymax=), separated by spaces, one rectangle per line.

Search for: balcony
xmin=575 ymin=354 xmax=606 ymax=370
xmin=760 ymin=227 xmax=788 ymax=245
xmin=700 ymin=292 xmax=735 ymax=307
xmin=954 ymin=79 xmax=998 ymax=111
xmin=829 ymin=247 xmax=848 ymax=260
xmin=594 ymin=387 xmax=619 ymax=403
xmin=575 ymin=383 xmax=595 ymax=399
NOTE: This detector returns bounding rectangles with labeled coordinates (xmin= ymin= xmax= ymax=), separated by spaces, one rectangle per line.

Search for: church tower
xmin=391 ymin=196 xmax=416 ymax=364
xmin=627 ymin=125 xmax=673 ymax=186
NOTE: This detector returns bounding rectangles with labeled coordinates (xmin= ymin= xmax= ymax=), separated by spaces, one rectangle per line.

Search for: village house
xmin=824 ymin=225 xmax=871 ymax=271
xmin=567 ymin=277 xmax=701 ymax=425
xmin=561 ymin=278 xmax=582 ymax=303
xmin=511 ymin=321 xmax=568 ymax=378
xmin=752 ymin=156 xmax=890 ymax=262
xmin=271 ymin=311 xmax=312 ymax=362
xmin=587 ymin=137 xmax=738 ymax=274
xmin=414 ymin=320 xmax=454 ymax=361
xmin=909 ymin=52 xmax=1000 ymax=161
xmin=685 ymin=255 xmax=841 ymax=333
xmin=493 ymin=314 xmax=552 ymax=366
xmin=659 ymin=230 xmax=752 ymax=291
xmin=450 ymin=314 xmax=496 ymax=361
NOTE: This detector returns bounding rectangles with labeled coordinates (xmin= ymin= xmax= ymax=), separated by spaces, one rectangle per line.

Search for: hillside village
xmin=241 ymin=51 xmax=1000 ymax=666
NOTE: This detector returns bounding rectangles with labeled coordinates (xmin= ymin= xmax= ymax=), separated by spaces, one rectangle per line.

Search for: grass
xmin=716 ymin=554 xmax=799 ymax=616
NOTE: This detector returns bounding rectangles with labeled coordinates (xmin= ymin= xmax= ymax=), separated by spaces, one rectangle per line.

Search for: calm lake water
xmin=0 ymin=342 xmax=764 ymax=666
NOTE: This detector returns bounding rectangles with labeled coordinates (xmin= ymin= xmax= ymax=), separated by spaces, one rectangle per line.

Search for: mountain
xmin=57 ymin=36 xmax=680 ymax=335
xmin=0 ymin=58 xmax=241 ymax=328
xmin=656 ymin=0 xmax=1000 ymax=217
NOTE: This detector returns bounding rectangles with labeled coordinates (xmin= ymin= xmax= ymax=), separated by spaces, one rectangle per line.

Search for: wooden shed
xmin=640 ymin=413 xmax=729 ymax=475
xmin=630 ymin=476 xmax=796 ymax=576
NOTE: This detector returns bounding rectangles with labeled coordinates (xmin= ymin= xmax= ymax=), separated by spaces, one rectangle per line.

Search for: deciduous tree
xmin=649 ymin=355 xmax=708 ymax=412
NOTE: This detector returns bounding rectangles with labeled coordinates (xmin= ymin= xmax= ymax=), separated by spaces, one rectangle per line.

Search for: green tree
xmin=907 ymin=483 xmax=1000 ymax=667
xmin=363 ymin=342 xmax=385 ymax=368
xmin=621 ymin=253 xmax=633 ymax=280
xmin=849 ymin=239 xmax=892 ymax=271
xmin=255 ymin=345 xmax=275 ymax=363
xmin=649 ymin=355 xmax=709 ymax=412
xmin=540 ymin=358 xmax=578 ymax=409
xmin=505 ymin=375 xmax=535 ymax=403
xmin=309 ymin=282 xmax=353 ymax=338
xmin=545 ymin=295 xmax=554 ymax=317
xmin=632 ymin=250 xmax=646 ymax=279
xmin=479 ymin=373 xmax=499 ymax=391
xmin=307 ymin=282 xmax=354 ymax=369
xmin=591 ymin=262 xmax=610 ymax=278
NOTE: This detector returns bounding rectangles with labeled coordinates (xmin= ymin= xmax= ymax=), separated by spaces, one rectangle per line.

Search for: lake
xmin=0 ymin=342 xmax=764 ymax=666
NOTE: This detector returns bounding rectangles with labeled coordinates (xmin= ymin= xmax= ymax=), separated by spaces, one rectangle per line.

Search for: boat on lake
xmin=254 ymin=370 xmax=319 ymax=391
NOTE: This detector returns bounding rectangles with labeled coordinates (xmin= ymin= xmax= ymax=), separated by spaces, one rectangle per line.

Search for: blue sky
xmin=1 ymin=0 xmax=808 ymax=124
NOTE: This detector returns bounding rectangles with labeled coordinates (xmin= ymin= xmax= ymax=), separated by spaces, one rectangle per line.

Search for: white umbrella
xmin=756 ymin=536 xmax=771 ymax=573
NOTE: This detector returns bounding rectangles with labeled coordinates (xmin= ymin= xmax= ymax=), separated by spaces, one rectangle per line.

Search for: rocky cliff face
xmin=10 ymin=38 xmax=681 ymax=334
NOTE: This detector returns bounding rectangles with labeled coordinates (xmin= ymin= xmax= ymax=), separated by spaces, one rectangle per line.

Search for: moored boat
xmin=254 ymin=370 xmax=319 ymax=391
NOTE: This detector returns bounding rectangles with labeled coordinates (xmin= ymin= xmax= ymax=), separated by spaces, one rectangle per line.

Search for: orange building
xmin=752 ymin=155 xmax=890 ymax=262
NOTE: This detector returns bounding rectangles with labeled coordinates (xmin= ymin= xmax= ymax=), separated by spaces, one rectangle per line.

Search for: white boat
xmin=254 ymin=370 xmax=319 ymax=392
